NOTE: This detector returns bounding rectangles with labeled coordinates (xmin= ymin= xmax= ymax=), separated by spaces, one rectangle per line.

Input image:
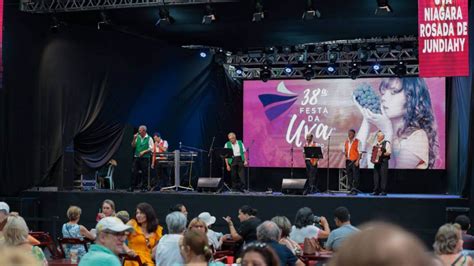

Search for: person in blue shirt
xmin=325 ymin=206 xmax=359 ymax=251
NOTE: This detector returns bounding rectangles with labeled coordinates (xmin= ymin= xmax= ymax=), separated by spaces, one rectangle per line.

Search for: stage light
xmin=357 ymin=47 xmax=369 ymax=62
xmin=302 ymin=0 xmax=321 ymax=20
xmin=303 ymin=64 xmax=315 ymax=81
xmin=235 ymin=66 xmax=243 ymax=75
xmin=156 ymin=4 xmax=175 ymax=25
xmin=214 ymin=49 xmax=226 ymax=65
xmin=199 ymin=51 xmax=207 ymax=58
xmin=97 ymin=12 xmax=111 ymax=30
xmin=252 ymin=0 xmax=264 ymax=22
xmin=202 ymin=4 xmax=216 ymax=24
xmin=395 ymin=61 xmax=406 ymax=77
xmin=375 ymin=0 xmax=392 ymax=15
xmin=284 ymin=65 xmax=293 ymax=74
xmin=373 ymin=63 xmax=381 ymax=71
xmin=327 ymin=64 xmax=336 ymax=73
xmin=260 ymin=65 xmax=272 ymax=82
xmin=328 ymin=51 xmax=338 ymax=63
xmin=282 ymin=46 xmax=292 ymax=55
xmin=350 ymin=62 xmax=359 ymax=80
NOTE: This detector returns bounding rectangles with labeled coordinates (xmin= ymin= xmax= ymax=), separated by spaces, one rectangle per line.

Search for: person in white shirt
xmin=151 ymin=132 xmax=170 ymax=189
xmin=372 ymin=131 xmax=391 ymax=196
xmin=130 ymin=125 xmax=154 ymax=192
xmin=155 ymin=211 xmax=186 ymax=266
xmin=224 ymin=132 xmax=248 ymax=192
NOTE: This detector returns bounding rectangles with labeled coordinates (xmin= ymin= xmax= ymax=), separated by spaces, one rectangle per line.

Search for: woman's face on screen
xmin=380 ymin=79 xmax=407 ymax=119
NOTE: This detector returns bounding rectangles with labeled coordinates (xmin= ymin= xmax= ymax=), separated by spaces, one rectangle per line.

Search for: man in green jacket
xmin=224 ymin=132 xmax=248 ymax=192
xmin=130 ymin=125 xmax=154 ymax=192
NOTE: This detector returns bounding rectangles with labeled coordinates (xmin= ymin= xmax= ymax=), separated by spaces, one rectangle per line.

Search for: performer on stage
xmin=224 ymin=132 xmax=248 ymax=192
xmin=130 ymin=125 xmax=153 ymax=192
xmin=343 ymin=129 xmax=361 ymax=195
xmin=371 ymin=131 xmax=391 ymax=196
xmin=304 ymin=133 xmax=319 ymax=193
xmin=151 ymin=132 xmax=169 ymax=188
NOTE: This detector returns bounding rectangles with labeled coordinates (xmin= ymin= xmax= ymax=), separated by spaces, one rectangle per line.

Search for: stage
xmin=13 ymin=189 xmax=468 ymax=249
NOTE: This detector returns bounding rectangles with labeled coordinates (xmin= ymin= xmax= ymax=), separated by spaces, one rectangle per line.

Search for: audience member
xmin=434 ymin=223 xmax=474 ymax=266
xmin=79 ymin=217 xmax=133 ymax=266
xmin=96 ymin=199 xmax=116 ymax=222
xmin=124 ymin=202 xmax=163 ymax=266
xmin=155 ymin=211 xmax=187 ymax=266
xmin=0 ymin=246 xmax=41 ymax=266
xmin=2 ymin=215 xmax=48 ymax=266
xmin=0 ymin=202 xmax=40 ymax=246
xmin=257 ymin=221 xmax=304 ymax=266
xmin=170 ymin=203 xmax=188 ymax=218
xmin=224 ymin=205 xmax=262 ymax=244
xmin=289 ymin=207 xmax=330 ymax=244
xmin=455 ymin=215 xmax=474 ymax=250
xmin=325 ymin=207 xmax=359 ymax=251
xmin=271 ymin=216 xmax=301 ymax=256
xmin=241 ymin=242 xmax=281 ymax=266
xmin=62 ymin=206 xmax=96 ymax=258
xmin=329 ymin=222 xmax=435 ymax=266
xmin=188 ymin=217 xmax=208 ymax=234
xmin=116 ymin=210 xmax=130 ymax=224
xmin=199 ymin=212 xmax=224 ymax=250
xmin=180 ymin=230 xmax=225 ymax=266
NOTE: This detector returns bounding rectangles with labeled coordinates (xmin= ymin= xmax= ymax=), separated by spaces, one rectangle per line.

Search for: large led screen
xmin=243 ymin=78 xmax=446 ymax=169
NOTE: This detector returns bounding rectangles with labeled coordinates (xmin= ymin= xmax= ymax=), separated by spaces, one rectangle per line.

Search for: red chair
xmin=214 ymin=250 xmax=235 ymax=264
xmin=29 ymin=231 xmax=63 ymax=259
xmin=119 ymin=253 xmax=144 ymax=266
xmin=57 ymin=237 xmax=91 ymax=258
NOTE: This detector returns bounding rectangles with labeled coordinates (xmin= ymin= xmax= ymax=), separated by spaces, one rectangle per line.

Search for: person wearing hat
xmin=79 ymin=217 xmax=134 ymax=266
xmin=0 ymin=202 xmax=10 ymax=233
xmin=198 ymin=212 xmax=223 ymax=250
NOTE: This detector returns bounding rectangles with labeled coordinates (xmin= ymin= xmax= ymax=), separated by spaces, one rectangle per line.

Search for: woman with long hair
xmin=124 ymin=202 xmax=163 ymax=266
xmin=355 ymin=78 xmax=439 ymax=169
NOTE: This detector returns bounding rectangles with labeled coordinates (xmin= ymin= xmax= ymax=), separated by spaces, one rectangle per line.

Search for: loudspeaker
xmin=197 ymin=178 xmax=222 ymax=192
xmin=282 ymin=179 xmax=307 ymax=195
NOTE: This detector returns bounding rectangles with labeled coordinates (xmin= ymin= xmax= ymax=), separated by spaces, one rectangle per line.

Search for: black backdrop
xmin=1 ymin=4 xmax=474 ymax=197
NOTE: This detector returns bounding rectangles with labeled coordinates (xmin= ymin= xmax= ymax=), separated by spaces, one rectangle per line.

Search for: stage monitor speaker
xmin=446 ymin=207 xmax=469 ymax=223
xmin=197 ymin=178 xmax=222 ymax=192
xmin=282 ymin=179 xmax=307 ymax=195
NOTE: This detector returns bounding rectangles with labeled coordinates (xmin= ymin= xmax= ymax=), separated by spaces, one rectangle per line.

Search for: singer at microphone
xmin=152 ymin=132 xmax=170 ymax=189
xmin=303 ymin=133 xmax=321 ymax=193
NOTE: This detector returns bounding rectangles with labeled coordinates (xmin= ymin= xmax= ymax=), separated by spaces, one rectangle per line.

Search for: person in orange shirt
xmin=343 ymin=129 xmax=362 ymax=195
xmin=123 ymin=203 xmax=163 ymax=266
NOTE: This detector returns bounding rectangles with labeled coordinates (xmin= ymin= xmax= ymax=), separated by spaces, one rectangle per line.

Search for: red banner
xmin=418 ymin=0 xmax=469 ymax=77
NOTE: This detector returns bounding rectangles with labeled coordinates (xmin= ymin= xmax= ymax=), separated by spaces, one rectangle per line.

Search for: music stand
xmin=214 ymin=148 xmax=234 ymax=192
xmin=304 ymin=146 xmax=323 ymax=194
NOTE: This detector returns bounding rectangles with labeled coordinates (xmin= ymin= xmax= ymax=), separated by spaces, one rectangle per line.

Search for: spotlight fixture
xmin=375 ymin=0 xmax=392 ymax=15
xmin=282 ymin=46 xmax=292 ymax=55
xmin=156 ymin=1 xmax=175 ymax=26
xmin=202 ymin=4 xmax=216 ymax=24
xmin=284 ymin=65 xmax=293 ymax=74
xmin=350 ymin=62 xmax=360 ymax=80
xmin=214 ymin=49 xmax=226 ymax=65
xmin=199 ymin=51 xmax=207 ymax=58
xmin=373 ymin=63 xmax=381 ymax=72
xmin=97 ymin=12 xmax=111 ymax=30
xmin=302 ymin=0 xmax=321 ymax=20
xmin=357 ymin=47 xmax=369 ymax=62
xmin=395 ymin=61 xmax=406 ymax=77
xmin=327 ymin=64 xmax=336 ymax=73
xmin=303 ymin=64 xmax=315 ymax=81
xmin=328 ymin=51 xmax=339 ymax=63
xmin=260 ymin=65 xmax=272 ymax=82
xmin=252 ymin=0 xmax=264 ymax=22
xmin=235 ymin=66 xmax=243 ymax=75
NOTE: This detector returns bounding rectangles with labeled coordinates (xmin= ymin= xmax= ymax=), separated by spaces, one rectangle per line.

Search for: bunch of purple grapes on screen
xmin=353 ymin=83 xmax=382 ymax=114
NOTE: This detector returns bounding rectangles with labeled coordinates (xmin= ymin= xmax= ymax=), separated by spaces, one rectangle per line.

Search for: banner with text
xmin=243 ymin=78 xmax=446 ymax=169
xmin=418 ymin=0 xmax=469 ymax=77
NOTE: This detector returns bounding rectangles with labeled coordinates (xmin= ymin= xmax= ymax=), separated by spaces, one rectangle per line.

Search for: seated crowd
xmin=0 ymin=200 xmax=474 ymax=266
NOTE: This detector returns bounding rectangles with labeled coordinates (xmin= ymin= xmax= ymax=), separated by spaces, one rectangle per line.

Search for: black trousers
xmin=305 ymin=160 xmax=319 ymax=191
xmin=132 ymin=157 xmax=149 ymax=189
xmin=346 ymin=160 xmax=360 ymax=190
xmin=230 ymin=157 xmax=245 ymax=189
xmin=373 ymin=158 xmax=389 ymax=192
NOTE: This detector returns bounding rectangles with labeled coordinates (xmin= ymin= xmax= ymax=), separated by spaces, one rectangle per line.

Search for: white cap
xmin=96 ymin=217 xmax=133 ymax=233
xmin=198 ymin=212 xmax=216 ymax=226
xmin=0 ymin=202 xmax=10 ymax=213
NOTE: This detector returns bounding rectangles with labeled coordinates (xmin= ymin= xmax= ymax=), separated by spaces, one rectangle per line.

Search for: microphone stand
xmin=325 ymin=136 xmax=332 ymax=194
xmin=246 ymin=140 xmax=255 ymax=192
xmin=208 ymin=137 xmax=215 ymax=178
xmin=290 ymin=145 xmax=294 ymax=179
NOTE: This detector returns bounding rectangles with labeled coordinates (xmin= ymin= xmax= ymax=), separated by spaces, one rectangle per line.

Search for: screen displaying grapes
xmin=243 ymin=77 xmax=446 ymax=169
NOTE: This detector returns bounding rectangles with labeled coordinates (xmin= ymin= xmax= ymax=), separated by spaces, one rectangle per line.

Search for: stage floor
xmin=15 ymin=189 xmax=468 ymax=249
